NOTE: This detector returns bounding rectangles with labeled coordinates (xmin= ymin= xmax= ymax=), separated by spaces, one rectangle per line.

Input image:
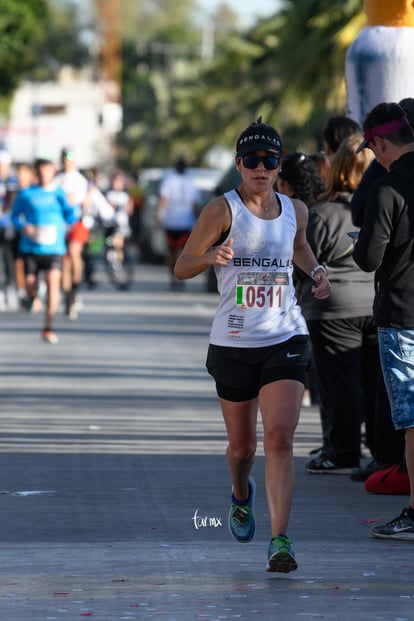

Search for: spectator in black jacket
xmin=353 ymin=102 xmax=414 ymax=540
xmin=348 ymin=99 xmax=414 ymax=486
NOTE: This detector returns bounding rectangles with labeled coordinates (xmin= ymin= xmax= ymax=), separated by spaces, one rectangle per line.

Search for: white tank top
xmin=209 ymin=189 xmax=308 ymax=347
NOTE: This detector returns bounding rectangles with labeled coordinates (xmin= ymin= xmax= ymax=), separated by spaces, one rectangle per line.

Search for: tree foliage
xmin=119 ymin=0 xmax=204 ymax=168
xmin=0 ymin=0 xmax=92 ymax=116
xmin=1 ymin=0 xmax=366 ymax=168
xmin=0 ymin=0 xmax=49 ymax=97
xmin=178 ymin=0 xmax=363 ymax=156
xmin=31 ymin=0 xmax=92 ymax=81
xmin=258 ymin=0 xmax=364 ymax=148
xmin=121 ymin=0 xmax=199 ymax=44
xmin=119 ymin=0 xmax=364 ymax=169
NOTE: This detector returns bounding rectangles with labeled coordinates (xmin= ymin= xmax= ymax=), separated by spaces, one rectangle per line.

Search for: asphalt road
xmin=0 ymin=262 xmax=413 ymax=620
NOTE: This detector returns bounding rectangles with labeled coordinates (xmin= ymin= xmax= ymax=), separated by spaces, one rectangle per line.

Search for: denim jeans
xmin=378 ymin=327 xmax=414 ymax=430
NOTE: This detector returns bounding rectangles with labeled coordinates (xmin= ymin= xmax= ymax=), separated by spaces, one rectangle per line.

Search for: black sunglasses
xmin=241 ymin=154 xmax=281 ymax=170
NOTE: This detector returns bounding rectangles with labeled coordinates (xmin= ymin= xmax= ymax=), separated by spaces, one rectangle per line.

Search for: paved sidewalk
xmin=0 ymin=264 xmax=413 ymax=620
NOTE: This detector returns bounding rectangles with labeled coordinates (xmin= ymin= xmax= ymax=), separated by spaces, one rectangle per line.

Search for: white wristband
xmin=310 ymin=264 xmax=328 ymax=280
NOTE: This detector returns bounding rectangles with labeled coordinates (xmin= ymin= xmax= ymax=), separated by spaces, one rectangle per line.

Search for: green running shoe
xmin=228 ymin=477 xmax=256 ymax=543
xmin=266 ymin=535 xmax=297 ymax=573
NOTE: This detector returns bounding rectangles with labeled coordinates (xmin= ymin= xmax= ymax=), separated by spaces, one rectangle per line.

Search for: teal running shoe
xmin=266 ymin=535 xmax=297 ymax=573
xmin=228 ymin=477 xmax=256 ymax=543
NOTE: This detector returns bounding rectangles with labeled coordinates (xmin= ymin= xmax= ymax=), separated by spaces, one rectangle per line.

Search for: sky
xmin=199 ymin=0 xmax=282 ymax=27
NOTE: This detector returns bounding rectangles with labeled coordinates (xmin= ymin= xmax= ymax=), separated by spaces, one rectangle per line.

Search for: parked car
xmin=139 ymin=166 xmax=224 ymax=263
xmin=214 ymin=164 xmax=240 ymax=195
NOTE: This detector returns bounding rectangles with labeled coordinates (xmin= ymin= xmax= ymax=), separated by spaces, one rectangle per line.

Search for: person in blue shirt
xmin=11 ymin=156 xmax=78 ymax=343
xmin=0 ymin=149 xmax=19 ymax=307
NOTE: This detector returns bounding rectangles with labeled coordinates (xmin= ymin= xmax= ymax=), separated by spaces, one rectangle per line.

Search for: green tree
xmin=121 ymin=0 xmax=198 ymax=44
xmin=0 ymin=0 xmax=93 ymax=117
xmin=120 ymin=0 xmax=365 ymax=168
xmin=119 ymin=0 xmax=203 ymax=168
xmin=254 ymin=0 xmax=364 ymax=150
xmin=174 ymin=0 xmax=364 ymax=157
xmin=0 ymin=0 xmax=49 ymax=102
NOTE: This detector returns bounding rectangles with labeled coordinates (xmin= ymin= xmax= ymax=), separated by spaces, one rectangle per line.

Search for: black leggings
xmin=307 ymin=316 xmax=404 ymax=466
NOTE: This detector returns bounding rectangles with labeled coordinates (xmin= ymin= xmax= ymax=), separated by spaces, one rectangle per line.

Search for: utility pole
xmin=93 ymin=0 xmax=121 ymax=101
xmin=92 ymin=0 xmax=123 ymax=167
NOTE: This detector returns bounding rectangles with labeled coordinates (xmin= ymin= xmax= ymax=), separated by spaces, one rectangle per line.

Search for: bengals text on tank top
xmin=209 ymin=189 xmax=308 ymax=347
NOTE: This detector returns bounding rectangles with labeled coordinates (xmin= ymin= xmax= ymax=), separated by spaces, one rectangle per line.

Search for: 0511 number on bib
xmin=235 ymin=272 xmax=290 ymax=311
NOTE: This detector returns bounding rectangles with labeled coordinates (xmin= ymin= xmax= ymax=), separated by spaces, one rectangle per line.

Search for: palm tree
xmin=169 ymin=0 xmax=364 ymax=158
xmin=119 ymin=0 xmax=365 ymax=167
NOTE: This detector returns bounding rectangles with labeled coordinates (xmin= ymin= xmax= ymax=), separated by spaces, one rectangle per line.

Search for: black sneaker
xmin=350 ymin=459 xmax=391 ymax=482
xmin=308 ymin=446 xmax=324 ymax=456
xmin=371 ymin=508 xmax=414 ymax=540
xmin=306 ymin=455 xmax=356 ymax=475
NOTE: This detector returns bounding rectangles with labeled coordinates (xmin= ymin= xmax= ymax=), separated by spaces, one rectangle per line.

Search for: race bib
xmin=235 ymin=271 xmax=290 ymax=311
xmin=35 ymin=225 xmax=58 ymax=245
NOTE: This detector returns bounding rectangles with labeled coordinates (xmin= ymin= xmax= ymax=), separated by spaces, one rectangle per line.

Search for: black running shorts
xmin=206 ymin=335 xmax=310 ymax=402
xmin=23 ymin=253 xmax=63 ymax=275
